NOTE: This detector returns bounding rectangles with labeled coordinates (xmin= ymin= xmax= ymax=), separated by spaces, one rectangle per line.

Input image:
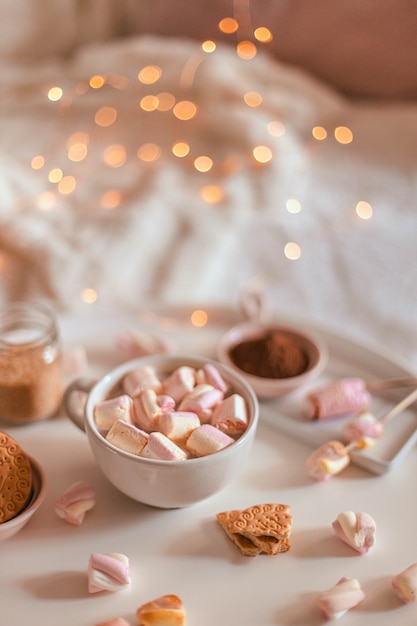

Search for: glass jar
xmin=0 ymin=301 xmax=63 ymax=424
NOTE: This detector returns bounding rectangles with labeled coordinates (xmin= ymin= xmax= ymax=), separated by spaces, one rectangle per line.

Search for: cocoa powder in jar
xmin=0 ymin=302 xmax=63 ymax=424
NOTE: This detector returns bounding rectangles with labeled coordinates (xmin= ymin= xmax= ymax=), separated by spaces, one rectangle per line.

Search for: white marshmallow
xmin=162 ymin=365 xmax=196 ymax=403
xmin=158 ymin=411 xmax=200 ymax=441
xmin=211 ymin=393 xmax=248 ymax=435
xmin=186 ymin=423 xmax=234 ymax=457
xmin=106 ymin=419 xmax=149 ymax=455
xmin=94 ymin=394 xmax=134 ymax=430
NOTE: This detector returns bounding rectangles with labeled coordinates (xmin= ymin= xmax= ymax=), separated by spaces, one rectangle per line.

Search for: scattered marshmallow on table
xmin=186 ymin=423 xmax=235 ymax=457
xmin=94 ymin=395 xmax=134 ymax=430
xmin=211 ymin=393 xmax=248 ymax=436
xmin=106 ymin=419 xmax=149 ymax=455
xmin=332 ymin=511 xmax=376 ymax=555
xmin=141 ymin=431 xmax=188 ymax=461
xmin=88 ymin=552 xmax=131 ymax=594
xmin=392 ymin=562 xmax=417 ymax=603
xmin=136 ymin=594 xmax=186 ymax=626
xmin=316 ymin=577 xmax=365 ymax=619
xmin=94 ymin=619 xmax=130 ymax=626
xmin=54 ymin=481 xmax=96 ymax=526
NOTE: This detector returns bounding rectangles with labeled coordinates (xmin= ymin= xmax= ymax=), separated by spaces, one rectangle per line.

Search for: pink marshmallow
xmin=196 ymin=363 xmax=228 ymax=393
xmin=342 ymin=410 xmax=384 ymax=447
xmin=141 ymin=432 xmax=187 ymax=461
xmin=162 ymin=365 xmax=196 ymax=403
xmin=306 ymin=377 xmax=370 ymax=420
xmin=158 ymin=411 xmax=200 ymax=441
xmin=122 ymin=365 xmax=162 ymax=397
xmin=94 ymin=394 xmax=135 ymax=430
xmin=88 ymin=552 xmax=130 ymax=594
xmin=306 ymin=440 xmax=350 ymax=481
xmin=55 ymin=481 xmax=96 ymax=526
xmin=211 ymin=393 xmax=248 ymax=436
xmin=186 ymin=423 xmax=234 ymax=457
xmin=178 ymin=384 xmax=224 ymax=423
xmin=316 ymin=577 xmax=365 ymax=619
xmin=105 ymin=419 xmax=149 ymax=455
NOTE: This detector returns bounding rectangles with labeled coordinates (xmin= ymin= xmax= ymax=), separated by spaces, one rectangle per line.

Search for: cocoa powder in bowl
xmin=228 ymin=330 xmax=309 ymax=379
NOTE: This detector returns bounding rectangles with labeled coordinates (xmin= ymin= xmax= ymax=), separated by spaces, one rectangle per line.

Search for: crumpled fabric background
xmin=1 ymin=13 xmax=417 ymax=368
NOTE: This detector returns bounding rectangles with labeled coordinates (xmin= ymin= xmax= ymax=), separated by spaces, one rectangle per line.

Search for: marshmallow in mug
xmin=93 ymin=362 xmax=249 ymax=460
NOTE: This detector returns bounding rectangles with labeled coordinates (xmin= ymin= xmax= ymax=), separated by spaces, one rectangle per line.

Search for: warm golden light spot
xmin=95 ymin=106 xmax=117 ymax=127
xmin=236 ymin=41 xmax=257 ymax=60
xmin=191 ymin=309 xmax=208 ymax=327
xmin=254 ymin=26 xmax=273 ymax=43
xmin=67 ymin=132 xmax=89 ymax=147
xmin=89 ymin=74 xmax=105 ymax=89
xmin=172 ymin=142 xmax=190 ymax=158
xmin=312 ymin=126 xmax=328 ymax=140
xmin=200 ymin=185 xmax=224 ymax=204
xmin=267 ymin=120 xmax=286 ymax=137
xmin=356 ymin=200 xmax=373 ymax=219
xmin=68 ymin=143 xmax=88 ymax=162
xmin=218 ymin=17 xmax=239 ymax=34
xmin=284 ymin=242 xmax=301 ymax=260
xmin=286 ymin=198 xmax=302 ymax=214
xmin=47 ymin=86 xmax=63 ymax=101
xmin=244 ymin=91 xmax=263 ymax=107
xmin=31 ymin=155 xmax=45 ymax=170
xmin=156 ymin=92 xmax=175 ymax=111
xmin=202 ymin=40 xmax=216 ymax=53
xmin=140 ymin=95 xmax=159 ymax=112
xmin=101 ymin=190 xmax=122 ymax=209
xmin=103 ymin=145 xmax=126 ymax=168
xmin=335 ymin=126 xmax=353 ymax=144
xmin=194 ymin=156 xmax=213 ymax=172
xmin=58 ymin=175 xmax=76 ymax=194
xmin=253 ymin=145 xmax=272 ymax=163
xmin=48 ymin=168 xmax=63 ymax=183
xmin=173 ymin=100 xmax=197 ymax=121
xmin=138 ymin=65 xmax=162 ymax=85
xmin=137 ymin=143 xmax=162 ymax=162
xmin=0 ymin=253 xmax=5 ymax=271
xmin=81 ymin=288 xmax=98 ymax=304
xmin=36 ymin=192 xmax=55 ymax=210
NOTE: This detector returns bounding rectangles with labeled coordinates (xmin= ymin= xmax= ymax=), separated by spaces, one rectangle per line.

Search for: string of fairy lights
xmin=14 ymin=3 xmax=373 ymax=306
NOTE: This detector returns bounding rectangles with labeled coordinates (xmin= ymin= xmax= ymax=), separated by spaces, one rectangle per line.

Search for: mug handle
xmin=62 ymin=377 xmax=97 ymax=432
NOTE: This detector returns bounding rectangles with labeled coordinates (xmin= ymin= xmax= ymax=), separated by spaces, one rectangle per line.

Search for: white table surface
xmin=2 ymin=305 xmax=417 ymax=626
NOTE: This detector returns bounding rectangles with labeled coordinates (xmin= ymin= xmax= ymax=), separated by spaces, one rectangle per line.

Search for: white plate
xmin=3 ymin=304 xmax=417 ymax=626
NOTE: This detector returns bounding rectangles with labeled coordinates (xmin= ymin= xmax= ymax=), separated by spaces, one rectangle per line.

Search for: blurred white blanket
xmin=1 ymin=33 xmax=417 ymax=368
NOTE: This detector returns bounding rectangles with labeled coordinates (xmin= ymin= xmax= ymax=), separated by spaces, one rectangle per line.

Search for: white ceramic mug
xmin=64 ymin=354 xmax=259 ymax=508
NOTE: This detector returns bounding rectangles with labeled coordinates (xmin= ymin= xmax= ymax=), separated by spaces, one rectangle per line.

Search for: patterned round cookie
xmin=0 ymin=432 xmax=33 ymax=523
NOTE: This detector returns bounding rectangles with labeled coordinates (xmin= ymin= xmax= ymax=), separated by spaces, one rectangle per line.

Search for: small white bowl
xmin=0 ymin=456 xmax=46 ymax=540
xmin=217 ymin=321 xmax=328 ymax=400
xmin=65 ymin=354 xmax=259 ymax=509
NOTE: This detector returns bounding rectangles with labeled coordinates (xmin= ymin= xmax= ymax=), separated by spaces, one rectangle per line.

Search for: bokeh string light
xmin=21 ymin=0 xmax=371 ymax=307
